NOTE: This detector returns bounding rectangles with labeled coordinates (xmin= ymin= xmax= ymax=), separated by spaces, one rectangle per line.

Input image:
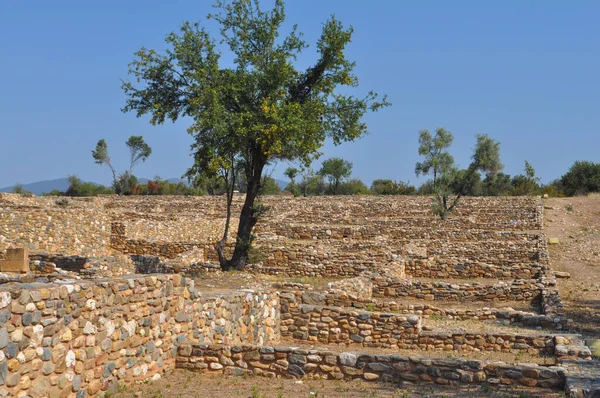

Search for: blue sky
xmin=1 ymin=1 xmax=598 ymax=188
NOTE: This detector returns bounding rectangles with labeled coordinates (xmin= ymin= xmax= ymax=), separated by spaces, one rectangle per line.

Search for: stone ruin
xmin=0 ymin=192 xmax=598 ymax=397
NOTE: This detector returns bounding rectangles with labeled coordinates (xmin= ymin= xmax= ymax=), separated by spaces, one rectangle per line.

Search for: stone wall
xmin=176 ymin=343 xmax=566 ymax=389
xmin=372 ymin=277 xmax=541 ymax=302
xmin=280 ymin=301 xmax=421 ymax=345
xmin=0 ymin=275 xmax=279 ymax=397
xmin=1 ymin=195 xmax=546 ymax=280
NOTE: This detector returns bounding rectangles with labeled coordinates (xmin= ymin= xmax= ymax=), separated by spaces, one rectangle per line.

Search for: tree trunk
xmin=227 ymin=161 xmax=265 ymax=270
xmin=216 ymin=167 xmax=235 ymax=271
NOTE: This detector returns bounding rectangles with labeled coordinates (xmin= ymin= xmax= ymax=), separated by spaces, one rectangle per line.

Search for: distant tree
xmin=482 ymin=172 xmax=512 ymax=196
xmin=12 ymin=184 xmax=25 ymax=194
xmin=415 ymin=128 xmax=455 ymax=189
xmin=260 ymin=176 xmax=281 ymax=195
xmin=338 ymin=178 xmax=370 ymax=195
xmin=92 ymin=136 xmax=152 ymax=195
xmin=371 ymin=179 xmax=416 ymax=195
xmin=284 ymin=167 xmax=300 ymax=196
xmin=449 ymin=169 xmax=482 ymax=196
xmin=298 ymin=164 xmax=316 ymax=197
xmin=319 ymin=158 xmax=353 ymax=195
xmin=65 ymin=175 xmax=113 ymax=197
xmin=284 ymin=167 xmax=299 ymax=185
xmin=511 ymin=160 xmax=540 ymax=196
xmin=122 ymin=0 xmax=389 ymax=270
xmin=422 ymin=133 xmax=502 ymax=219
xmin=560 ymin=160 xmax=600 ymax=196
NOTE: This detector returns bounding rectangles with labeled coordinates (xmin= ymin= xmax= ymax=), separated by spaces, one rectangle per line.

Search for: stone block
xmin=0 ymin=248 xmax=29 ymax=273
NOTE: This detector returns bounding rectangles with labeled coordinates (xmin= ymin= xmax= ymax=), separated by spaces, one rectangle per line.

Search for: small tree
xmin=511 ymin=160 xmax=540 ymax=196
xmin=418 ymin=133 xmax=502 ymax=219
xmin=319 ymin=157 xmax=353 ymax=195
xmin=284 ymin=167 xmax=300 ymax=196
xmin=415 ymin=128 xmax=455 ymax=189
xmin=92 ymin=136 xmax=152 ymax=195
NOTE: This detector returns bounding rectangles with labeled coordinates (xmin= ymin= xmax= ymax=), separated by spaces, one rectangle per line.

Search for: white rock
xmin=66 ymin=350 xmax=76 ymax=368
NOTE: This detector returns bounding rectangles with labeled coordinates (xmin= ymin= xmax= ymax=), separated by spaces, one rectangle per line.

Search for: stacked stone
xmin=372 ymin=277 xmax=541 ymax=302
xmin=176 ymin=343 xmax=566 ymax=389
xmin=0 ymin=274 xmax=280 ymax=397
xmin=280 ymin=303 xmax=421 ymax=345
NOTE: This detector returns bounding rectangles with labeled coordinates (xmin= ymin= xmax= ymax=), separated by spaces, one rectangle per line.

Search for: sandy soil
xmin=543 ymin=195 xmax=600 ymax=338
xmin=114 ymin=370 xmax=561 ymax=398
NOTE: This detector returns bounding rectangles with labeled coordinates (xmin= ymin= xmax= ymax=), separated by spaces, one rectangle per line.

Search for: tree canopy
xmin=92 ymin=136 xmax=152 ymax=195
xmin=415 ymin=128 xmax=455 ymax=188
xmin=319 ymin=157 xmax=353 ymax=195
xmin=121 ymin=0 xmax=389 ymax=269
xmin=416 ymin=131 xmax=503 ymax=219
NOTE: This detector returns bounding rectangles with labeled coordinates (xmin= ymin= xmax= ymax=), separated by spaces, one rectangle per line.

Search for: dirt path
xmin=543 ymin=195 xmax=600 ymax=338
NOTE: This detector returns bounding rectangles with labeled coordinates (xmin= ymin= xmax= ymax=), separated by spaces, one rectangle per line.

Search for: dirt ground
xmin=543 ymin=195 xmax=600 ymax=338
xmin=115 ymin=370 xmax=562 ymax=398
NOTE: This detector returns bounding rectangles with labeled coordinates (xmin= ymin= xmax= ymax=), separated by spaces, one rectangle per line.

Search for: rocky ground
xmin=112 ymin=195 xmax=600 ymax=397
xmin=543 ymin=195 xmax=600 ymax=339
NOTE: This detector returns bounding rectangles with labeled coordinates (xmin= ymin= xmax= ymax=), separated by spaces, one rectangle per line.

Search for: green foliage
xmin=511 ymin=160 xmax=540 ymax=195
xmin=416 ymin=131 xmax=503 ymax=219
xmin=371 ymin=179 xmax=416 ymax=195
xmin=296 ymin=174 xmax=326 ymax=196
xmin=259 ymin=176 xmax=281 ymax=195
xmin=92 ymin=136 xmax=152 ymax=195
xmin=284 ymin=167 xmax=299 ymax=183
xmin=284 ymin=167 xmax=300 ymax=196
xmin=415 ymin=128 xmax=454 ymax=188
xmin=122 ymin=0 xmax=389 ymax=269
xmin=12 ymin=184 xmax=25 ymax=194
xmin=337 ymin=178 xmax=370 ymax=195
xmin=448 ymin=169 xmax=482 ymax=196
xmin=319 ymin=157 xmax=353 ymax=195
xmin=560 ymin=160 xmax=600 ymax=196
xmin=42 ymin=189 xmax=63 ymax=197
xmin=65 ymin=175 xmax=114 ymax=197
xmin=482 ymin=172 xmax=512 ymax=196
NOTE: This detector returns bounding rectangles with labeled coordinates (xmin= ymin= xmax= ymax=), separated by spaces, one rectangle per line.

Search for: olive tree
xmin=416 ymin=132 xmax=502 ymax=219
xmin=122 ymin=0 xmax=389 ymax=270
xmin=415 ymin=128 xmax=455 ymax=189
xmin=92 ymin=136 xmax=152 ymax=195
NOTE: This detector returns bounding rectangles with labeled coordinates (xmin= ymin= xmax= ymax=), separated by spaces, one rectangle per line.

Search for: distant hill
xmin=275 ymin=179 xmax=287 ymax=190
xmin=0 ymin=177 xmax=190 ymax=195
xmin=1 ymin=177 xmax=285 ymax=195
xmin=0 ymin=178 xmax=77 ymax=195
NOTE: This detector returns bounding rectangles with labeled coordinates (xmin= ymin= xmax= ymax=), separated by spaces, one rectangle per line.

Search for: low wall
xmin=372 ymin=278 xmax=541 ymax=302
xmin=176 ymin=343 xmax=566 ymax=389
xmin=0 ymin=275 xmax=279 ymax=397
xmin=280 ymin=303 xmax=421 ymax=345
xmin=404 ymin=259 xmax=546 ymax=280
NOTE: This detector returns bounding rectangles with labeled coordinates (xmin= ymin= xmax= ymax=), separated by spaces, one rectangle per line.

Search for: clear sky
xmin=1 ymin=1 xmax=598 ymax=188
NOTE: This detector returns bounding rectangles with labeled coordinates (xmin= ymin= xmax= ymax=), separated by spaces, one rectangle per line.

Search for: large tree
xmin=319 ymin=157 xmax=353 ymax=195
xmin=121 ymin=0 xmax=389 ymax=270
